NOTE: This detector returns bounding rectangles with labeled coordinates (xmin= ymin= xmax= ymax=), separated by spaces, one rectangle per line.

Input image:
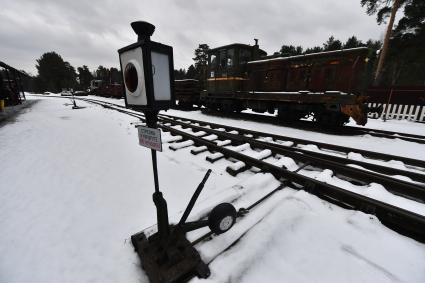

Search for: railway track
xmin=198 ymin=109 xmax=425 ymax=144
xmin=71 ymin=97 xmax=425 ymax=165
xmin=31 ymin=95 xmax=425 ymax=243
xmin=34 ymin=95 xmax=425 ymax=143
xmin=178 ymin=104 xmax=425 ymax=142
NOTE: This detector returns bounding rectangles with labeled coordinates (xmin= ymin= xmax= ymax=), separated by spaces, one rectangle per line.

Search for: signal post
xmin=118 ymin=21 xmax=236 ymax=283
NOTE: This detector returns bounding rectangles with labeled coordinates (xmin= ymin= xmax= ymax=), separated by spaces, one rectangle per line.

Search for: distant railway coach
xmin=89 ymin=79 xmax=123 ymax=98
xmin=174 ymin=79 xmax=202 ymax=108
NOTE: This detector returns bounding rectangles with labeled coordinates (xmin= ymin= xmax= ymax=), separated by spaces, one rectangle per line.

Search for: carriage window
xmin=220 ymin=49 xmax=227 ymax=68
xmin=227 ymin=49 xmax=235 ymax=67
xmin=210 ymin=54 xmax=217 ymax=68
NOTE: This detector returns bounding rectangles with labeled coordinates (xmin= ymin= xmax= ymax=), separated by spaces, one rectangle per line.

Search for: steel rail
xmin=159 ymin=116 xmax=425 ymax=203
xmin=67 ymin=96 xmax=425 ymax=155
xmin=62 ymin=97 xmax=425 ymax=200
xmin=197 ymin=110 xmax=425 ymax=144
xmin=160 ymin=113 xmax=425 ymax=168
xmin=158 ymin=124 xmax=425 ymax=243
xmin=344 ymin=124 xmax=425 ymax=141
xmin=162 ymin=115 xmax=425 ymax=184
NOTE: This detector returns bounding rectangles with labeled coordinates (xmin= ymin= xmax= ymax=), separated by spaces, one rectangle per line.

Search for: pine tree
xmin=174 ymin=69 xmax=187 ymax=80
xmin=95 ymin=66 xmax=110 ymax=83
xmin=193 ymin=44 xmax=210 ymax=68
xmin=304 ymin=46 xmax=323 ymax=54
xmin=77 ymin=65 xmax=93 ymax=90
xmin=109 ymin=68 xmax=121 ymax=84
xmin=323 ymin=36 xmax=343 ymax=51
xmin=63 ymin=62 xmax=77 ymax=90
xmin=192 ymin=44 xmax=210 ymax=81
xmin=186 ymin=65 xmax=196 ymax=79
xmin=361 ymin=0 xmax=406 ymax=84
xmin=344 ymin=36 xmax=364 ymax=48
xmin=384 ymin=0 xmax=425 ymax=85
xmin=280 ymin=45 xmax=303 ymax=57
xmin=35 ymin=52 xmax=77 ymax=92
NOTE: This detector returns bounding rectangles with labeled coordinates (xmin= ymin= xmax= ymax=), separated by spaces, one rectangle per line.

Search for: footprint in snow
xmin=341 ymin=244 xmax=401 ymax=283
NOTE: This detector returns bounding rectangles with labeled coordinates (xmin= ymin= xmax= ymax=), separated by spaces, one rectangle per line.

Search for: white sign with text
xmin=137 ymin=126 xmax=162 ymax=151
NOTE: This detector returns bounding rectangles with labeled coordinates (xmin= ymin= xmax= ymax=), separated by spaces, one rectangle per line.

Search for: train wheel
xmin=316 ymin=112 xmax=348 ymax=127
xmin=178 ymin=101 xmax=193 ymax=110
xmin=221 ymin=104 xmax=234 ymax=113
xmin=278 ymin=107 xmax=301 ymax=122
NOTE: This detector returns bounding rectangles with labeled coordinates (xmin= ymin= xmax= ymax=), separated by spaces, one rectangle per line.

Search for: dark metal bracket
xmin=131 ymin=129 xmax=237 ymax=283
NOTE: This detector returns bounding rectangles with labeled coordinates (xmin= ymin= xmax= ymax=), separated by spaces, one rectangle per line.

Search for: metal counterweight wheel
xmin=208 ymin=203 xmax=237 ymax=234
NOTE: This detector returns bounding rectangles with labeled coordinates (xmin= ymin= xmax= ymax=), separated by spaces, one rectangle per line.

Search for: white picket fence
xmin=368 ymin=103 xmax=425 ymax=122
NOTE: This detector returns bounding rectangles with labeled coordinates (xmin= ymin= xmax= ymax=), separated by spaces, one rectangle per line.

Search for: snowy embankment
xmin=1 ymin=96 xmax=424 ymax=283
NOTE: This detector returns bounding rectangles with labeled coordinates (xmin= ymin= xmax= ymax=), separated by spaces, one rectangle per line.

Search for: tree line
xmin=361 ymin=0 xmax=425 ymax=85
xmin=33 ymin=52 xmax=122 ymax=93
xmin=178 ymin=0 xmax=424 ymax=86
xmin=278 ymin=36 xmax=382 ymax=56
xmin=31 ymin=0 xmax=424 ymax=92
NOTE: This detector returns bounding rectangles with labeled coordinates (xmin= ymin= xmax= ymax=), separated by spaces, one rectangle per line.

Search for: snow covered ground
xmin=1 ymin=96 xmax=425 ymax=283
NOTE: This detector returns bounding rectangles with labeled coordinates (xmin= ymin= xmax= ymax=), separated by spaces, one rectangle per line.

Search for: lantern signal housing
xmin=118 ymin=21 xmax=175 ymax=111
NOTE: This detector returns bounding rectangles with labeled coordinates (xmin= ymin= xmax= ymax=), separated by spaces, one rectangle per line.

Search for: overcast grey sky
xmin=0 ymin=0 xmax=385 ymax=75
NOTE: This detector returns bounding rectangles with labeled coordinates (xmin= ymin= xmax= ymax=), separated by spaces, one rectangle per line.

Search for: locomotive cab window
xmin=207 ymin=43 xmax=267 ymax=79
xmin=210 ymin=54 xmax=217 ymax=68
xmin=240 ymin=49 xmax=251 ymax=65
xmin=209 ymin=53 xmax=218 ymax=78
xmin=220 ymin=49 xmax=227 ymax=68
xmin=227 ymin=49 xmax=234 ymax=67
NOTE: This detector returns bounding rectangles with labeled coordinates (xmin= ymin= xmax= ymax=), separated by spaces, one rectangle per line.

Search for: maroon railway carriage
xmin=246 ymin=47 xmax=369 ymax=94
xmin=89 ymin=80 xmax=123 ymax=98
xmin=197 ymin=43 xmax=369 ymax=126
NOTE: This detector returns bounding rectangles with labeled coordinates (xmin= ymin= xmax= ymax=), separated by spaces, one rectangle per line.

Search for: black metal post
xmin=11 ymin=70 xmax=22 ymax=103
xmin=145 ymin=111 xmax=170 ymax=241
xmin=17 ymin=73 xmax=25 ymax=101
xmin=72 ymin=92 xmax=77 ymax=108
